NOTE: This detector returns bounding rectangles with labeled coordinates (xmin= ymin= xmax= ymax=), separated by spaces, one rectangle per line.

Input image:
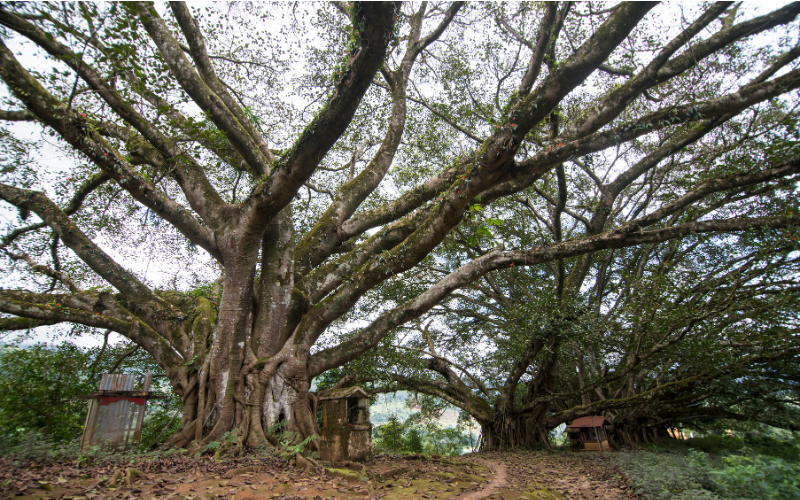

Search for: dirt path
xmin=0 ymin=451 xmax=637 ymax=500
xmin=470 ymin=451 xmax=638 ymax=500
xmin=457 ymin=458 xmax=508 ymax=500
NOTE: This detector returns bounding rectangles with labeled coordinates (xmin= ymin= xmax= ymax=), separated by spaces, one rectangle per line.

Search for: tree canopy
xmin=0 ymin=1 xmax=798 ymax=451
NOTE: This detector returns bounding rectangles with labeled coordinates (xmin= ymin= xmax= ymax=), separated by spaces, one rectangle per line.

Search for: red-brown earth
xmin=0 ymin=451 xmax=639 ymax=500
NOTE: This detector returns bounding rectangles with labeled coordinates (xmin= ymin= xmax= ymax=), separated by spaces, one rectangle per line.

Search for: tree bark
xmin=478 ymin=411 xmax=553 ymax=451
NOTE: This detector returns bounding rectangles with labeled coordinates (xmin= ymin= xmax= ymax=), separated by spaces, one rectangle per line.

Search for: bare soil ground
xmin=0 ymin=450 xmax=639 ymax=500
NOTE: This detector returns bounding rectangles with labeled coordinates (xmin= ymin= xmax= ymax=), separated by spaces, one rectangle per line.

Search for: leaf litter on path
xmin=0 ymin=451 xmax=638 ymax=500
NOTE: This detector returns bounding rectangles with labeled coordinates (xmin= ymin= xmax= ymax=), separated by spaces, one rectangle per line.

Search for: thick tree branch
xmin=515 ymin=67 xmax=800 ymax=181
xmin=309 ymin=207 xmax=797 ymax=377
xmin=567 ymin=2 xmax=800 ymax=138
xmin=0 ymin=109 xmax=34 ymax=121
xmin=297 ymin=1 xmax=663 ymax=338
xmin=632 ymin=159 xmax=800 ymax=228
xmin=504 ymin=2 xmax=656 ymax=145
xmin=340 ymin=3 xmax=655 ymax=245
xmin=384 ymin=371 xmax=493 ymax=420
xmin=168 ymin=2 xmax=276 ymax=168
xmin=126 ymin=2 xmax=272 ymax=178
xmin=0 ymin=8 xmax=227 ymax=226
xmin=0 ymin=316 xmax=60 ymax=331
xmin=295 ymin=3 xmax=462 ymax=276
xmin=0 ymin=183 xmax=186 ymax=332
xmin=246 ymin=2 xmax=398 ymax=228
xmin=516 ymin=3 xmax=557 ymax=97
xmin=416 ymin=2 xmax=464 ymax=53
xmin=1 ymin=171 xmax=109 ymax=251
xmin=306 ymin=68 xmax=800 ymax=346
xmin=0 ymin=293 xmax=185 ymax=377
xmin=0 ymin=38 xmax=220 ymax=258
xmin=394 ymin=344 xmax=491 ymax=398
xmin=336 ymin=65 xmax=800 ymax=300
xmin=299 ymin=0 xmax=768 ymax=356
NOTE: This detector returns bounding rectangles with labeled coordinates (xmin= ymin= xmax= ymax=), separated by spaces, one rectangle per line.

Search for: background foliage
xmin=616 ymin=432 xmax=800 ymax=500
xmin=0 ymin=339 xmax=181 ymax=456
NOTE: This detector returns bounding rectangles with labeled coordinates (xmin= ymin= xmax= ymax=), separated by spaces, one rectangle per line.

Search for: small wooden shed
xmin=79 ymin=373 xmax=161 ymax=451
xmin=566 ymin=416 xmax=610 ymax=451
xmin=318 ymin=387 xmax=372 ymax=462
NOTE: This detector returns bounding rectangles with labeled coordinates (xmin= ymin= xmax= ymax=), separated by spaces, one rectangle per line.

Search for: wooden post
xmin=80 ymin=397 xmax=100 ymax=451
xmin=132 ymin=372 xmax=152 ymax=446
xmin=591 ymin=416 xmax=602 ymax=451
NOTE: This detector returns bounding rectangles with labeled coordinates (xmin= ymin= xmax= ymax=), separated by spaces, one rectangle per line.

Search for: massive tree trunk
xmin=479 ymin=345 xmax=561 ymax=450
xmin=159 ymin=209 xmax=322 ymax=451
xmin=478 ymin=412 xmax=553 ymax=451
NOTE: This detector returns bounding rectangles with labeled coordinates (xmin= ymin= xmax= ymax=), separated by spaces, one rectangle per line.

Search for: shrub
xmin=742 ymin=432 xmax=800 ymax=462
xmin=618 ymin=438 xmax=800 ymax=500
xmin=0 ymin=343 xmax=95 ymax=443
xmin=0 ymin=432 xmax=81 ymax=463
xmin=373 ymin=416 xmax=407 ymax=453
xmin=711 ymin=455 xmax=800 ymax=500
xmin=138 ymin=394 xmax=183 ymax=449
xmin=404 ymin=427 xmax=424 ymax=453
xmin=616 ymin=450 xmax=720 ymax=499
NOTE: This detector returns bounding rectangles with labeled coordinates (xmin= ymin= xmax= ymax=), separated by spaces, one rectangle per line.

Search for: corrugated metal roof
xmin=566 ymin=416 xmax=605 ymax=428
